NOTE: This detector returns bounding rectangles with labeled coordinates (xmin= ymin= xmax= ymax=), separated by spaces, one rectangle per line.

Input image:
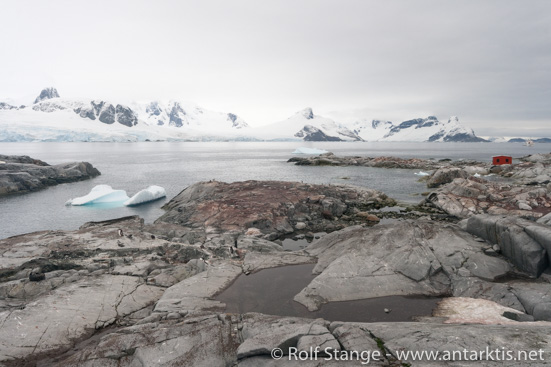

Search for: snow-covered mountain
xmin=249 ymin=108 xmax=362 ymax=141
xmin=352 ymin=116 xmax=486 ymax=142
xmin=0 ymin=88 xmax=251 ymax=142
xmin=484 ymin=137 xmax=551 ymax=143
xmin=352 ymin=119 xmax=394 ymax=141
xmin=0 ymin=88 xmax=487 ymax=142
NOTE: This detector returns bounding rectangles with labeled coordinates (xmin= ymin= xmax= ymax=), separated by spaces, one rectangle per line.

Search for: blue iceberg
xmin=66 ymin=185 xmax=129 ymax=206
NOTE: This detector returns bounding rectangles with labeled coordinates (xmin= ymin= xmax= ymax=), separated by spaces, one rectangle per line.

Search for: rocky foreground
xmin=0 ymin=155 xmax=100 ymax=196
xmin=1 ymin=180 xmax=551 ymax=366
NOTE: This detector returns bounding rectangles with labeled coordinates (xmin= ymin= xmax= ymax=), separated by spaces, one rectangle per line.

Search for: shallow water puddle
xmin=215 ymin=264 xmax=442 ymax=322
xmin=281 ymin=232 xmax=326 ymax=251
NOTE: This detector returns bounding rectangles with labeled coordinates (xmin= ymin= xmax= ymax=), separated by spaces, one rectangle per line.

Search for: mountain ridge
xmin=0 ymin=88 xmax=487 ymax=142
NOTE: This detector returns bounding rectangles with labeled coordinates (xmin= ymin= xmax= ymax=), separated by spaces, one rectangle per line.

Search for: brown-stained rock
xmin=426 ymin=176 xmax=551 ymax=219
xmin=155 ymin=180 xmax=395 ymax=239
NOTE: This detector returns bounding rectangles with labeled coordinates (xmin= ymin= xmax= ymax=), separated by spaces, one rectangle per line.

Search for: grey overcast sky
xmin=0 ymin=0 xmax=550 ymax=136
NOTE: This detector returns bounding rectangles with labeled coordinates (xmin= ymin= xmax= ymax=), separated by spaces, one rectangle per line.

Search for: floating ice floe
xmin=414 ymin=171 xmax=431 ymax=176
xmin=292 ymin=147 xmax=329 ymax=155
xmin=124 ymin=185 xmax=166 ymax=206
xmin=66 ymin=185 xmax=129 ymax=206
xmin=473 ymin=173 xmax=482 ymax=177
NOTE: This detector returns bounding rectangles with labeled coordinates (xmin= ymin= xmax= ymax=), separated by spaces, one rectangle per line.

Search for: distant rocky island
xmin=0 ymin=154 xmax=100 ymax=196
xmin=0 ymin=152 xmax=550 ymax=366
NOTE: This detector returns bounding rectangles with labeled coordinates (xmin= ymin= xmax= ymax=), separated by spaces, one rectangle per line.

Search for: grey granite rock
xmin=0 ymin=155 xmax=100 ymax=196
xmin=115 ymin=104 xmax=138 ymax=127
xmin=427 ymin=167 xmax=469 ymax=188
xmin=294 ymin=220 xmax=513 ymax=311
xmin=466 ymin=215 xmax=549 ymax=277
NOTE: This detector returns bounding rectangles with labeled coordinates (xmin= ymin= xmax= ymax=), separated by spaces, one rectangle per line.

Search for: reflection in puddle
xmin=215 ymin=264 xmax=442 ymax=322
xmin=281 ymin=232 xmax=326 ymax=251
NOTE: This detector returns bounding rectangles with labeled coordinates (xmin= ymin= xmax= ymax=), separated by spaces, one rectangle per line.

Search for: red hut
xmin=492 ymin=155 xmax=512 ymax=165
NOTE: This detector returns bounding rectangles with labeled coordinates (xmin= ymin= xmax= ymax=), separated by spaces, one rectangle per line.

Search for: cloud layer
xmin=1 ymin=0 xmax=549 ymax=136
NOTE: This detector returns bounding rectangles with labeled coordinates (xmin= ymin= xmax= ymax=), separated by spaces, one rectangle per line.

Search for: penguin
xmin=118 ymin=229 xmax=123 ymax=237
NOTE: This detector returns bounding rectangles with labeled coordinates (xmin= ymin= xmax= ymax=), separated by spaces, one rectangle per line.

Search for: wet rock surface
xmin=0 ymin=155 xmax=100 ymax=196
xmin=1 ymin=180 xmax=551 ymax=366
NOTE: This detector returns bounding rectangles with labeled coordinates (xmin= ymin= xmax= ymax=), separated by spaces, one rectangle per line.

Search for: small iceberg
xmin=292 ymin=147 xmax=328 ymax=155
xmin=414 ymin=171 xmax=431 ymax=176
xmin=124 ymin=185 xmax=166 ymax=206
xmin=66 ymin=185 xmax=129 ymax=206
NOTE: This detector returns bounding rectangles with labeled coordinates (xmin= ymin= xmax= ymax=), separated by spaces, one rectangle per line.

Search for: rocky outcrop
xmin=295 ymin=125 xmax=344 ymax=141
xmin=0 ymin=102 xmax=18 ymax=110
xmin=510 ymin=155 xmax=551 ymax=185
xmin=0 ymin=155 xmax=101 ymax=196
xmin=33 ymin=87 xmax=60 ymax=104
xmin=155 ymin=180 xmax=396 ymax=240
xmin=427 ymin=167 xmax=469 ymax=188
xmin=293 ymin=220 xmax=523 ymax=312
xmin=426 ymin=176 xmax=551 ymax=219
xmin=538 ymin=212 xmax=551 ymax=225
xmin=115 ymin=104 xmax=138 ymax=127
xmin=289 ymin=152 xmax=463 ymax=169
xmin=98 ymin=102 xmax=116 ymax=124
xmin=465 ymin=214 xmax=551 ymax=277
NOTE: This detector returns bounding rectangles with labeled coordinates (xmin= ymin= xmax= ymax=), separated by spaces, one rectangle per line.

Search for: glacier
xmin=292 ymin=147 xmax=329 ymax=155
xmin=66 ymin=185 xmax=129 ymax=206
xmin=124 ymin=185 xmax=166 ymax=206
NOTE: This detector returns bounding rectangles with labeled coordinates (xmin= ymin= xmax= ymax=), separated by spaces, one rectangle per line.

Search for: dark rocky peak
xmin=395 ymin=116 xmax=440 ymax=131
xmin=372 ymin=120 xmax=392 ymax=129
xmin=295 ymin=124 xmax=342 ymax=141
xmin=169 ymin=102 xmax=186 ymax=127
xmin=146 ymin=101 xmax=163 ymax=117
xmin=227 ymin=113 xmax=248 ymax=129
xmin=396 ymin=118 xmax=425 ymax=129
xmin=447 ymin=116 xmax=460 ymax=124
xmin=116 ymin=104 xmax=138 ymax=127
xmin=296 ymin=107 xmax=314 ymax=120
xmin=227 ymin=113 xmax=238 ymax=123
xmin=34 ymin=87 xmax=60 ymax=104
xmin=98 ymin=104 xmax=116 ymax=124
xmin=0 ymin=102 xmax=17 ymax=110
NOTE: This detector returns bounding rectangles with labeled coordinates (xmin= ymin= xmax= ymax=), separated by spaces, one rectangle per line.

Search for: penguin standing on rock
xmin=118 ymin=229 xmax=124 ymax=237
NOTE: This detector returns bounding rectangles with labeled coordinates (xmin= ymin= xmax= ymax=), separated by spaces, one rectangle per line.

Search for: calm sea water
xmin=0 ymin=141 xmax=548 ymax=239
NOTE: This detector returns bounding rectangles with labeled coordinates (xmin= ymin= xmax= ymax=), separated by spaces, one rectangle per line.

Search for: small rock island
xmin=0 ymin=154 xmax=100 ymax=196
